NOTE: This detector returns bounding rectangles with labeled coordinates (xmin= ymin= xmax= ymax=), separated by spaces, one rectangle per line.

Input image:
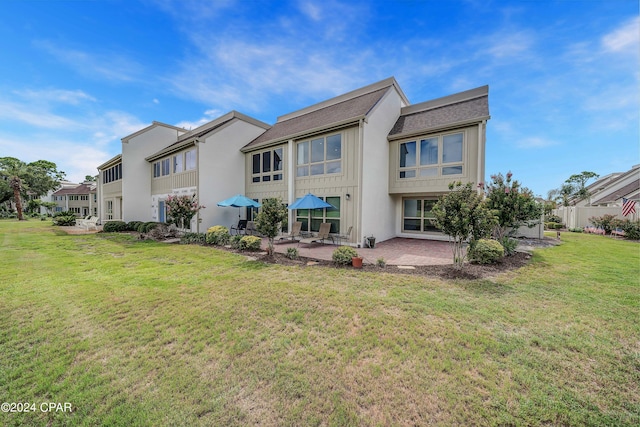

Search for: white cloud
xmin=298 ymin=0 xmax=322 ymax=21
xmin=174 ymin=109 xmax=224 ymax=130
xmin=602 ymin=17 xmax=640 ymax=53
xmin=34 ymin=40 xmax=143 ymax=82
xmin=0 ymin=100 xmax=78 ymax=129
xmin=13 ymin=89 xmax=96 ymax=105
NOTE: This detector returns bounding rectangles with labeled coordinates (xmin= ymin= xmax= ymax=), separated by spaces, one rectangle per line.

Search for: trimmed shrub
xmin=469 ymin=239 xmax=504 ymax=264
xmin=376 ymin=257 xmax=386 ymax=268
xmin=569 ymin=228 xmax=583 ymax=233
xmin=546 ymin=214 xmax=562 ymax=224
xmin=103 ymin=221 xmax=127 ymax=232
xmin=620 ymin=219 xmax=640 ymax=240
xmin=180 ymin=232 xmax=206 ymax=245
xmin=239 ymin=235 xmax=262 ymax=251
xmin=51 ymin=212 xmax=77 ymax=226
xmin=127 ymin=221 xmax=143 ymax=232
xmin=499 ymin=236 xmax=518 ymax=256
xmin=286 ymin=247 xmax=299 ymax=260
xmin=148 ymin=223 xmax=177 ymax=240
xmin=332 ymin=246 xmax=359 ymax=265
xmin=229 ymin=234 xmax=243 ymax=250
xmin=206 ymin=225 xmax=230 ymax=246
xmin=139 ymin=222 xmax=160 ymax=233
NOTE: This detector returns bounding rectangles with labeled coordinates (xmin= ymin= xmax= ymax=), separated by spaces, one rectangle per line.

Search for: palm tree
xmin=0 ymin=158 xmax=28 ymax=220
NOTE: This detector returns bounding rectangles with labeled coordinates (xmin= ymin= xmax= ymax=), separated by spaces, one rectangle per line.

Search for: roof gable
xmin=242 ymin=80 xmax=400 ymax=152
xmin=388 ymin=86 xmax=490 ymax=140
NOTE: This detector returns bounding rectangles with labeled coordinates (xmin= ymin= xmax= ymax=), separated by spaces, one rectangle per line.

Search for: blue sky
xmin=1 ymin=0 xmax=638 ymax=197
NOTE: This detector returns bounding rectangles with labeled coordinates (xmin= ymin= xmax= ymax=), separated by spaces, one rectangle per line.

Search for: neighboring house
xmin=51 ymin=181 xmax=97 ymax=217
xmin=555 ymin=164 xmax=639 ymax=228
xmin=97 ymin=77 xmax=490 ymax=245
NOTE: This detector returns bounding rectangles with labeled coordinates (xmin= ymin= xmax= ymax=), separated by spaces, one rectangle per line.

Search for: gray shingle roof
xmin=242 ymin=87 xmax=390 ymax=151
xmin=591 ymin=179 xmax=640 ymax=205
xmin=389 ymin=86 xmax=490 ymax=139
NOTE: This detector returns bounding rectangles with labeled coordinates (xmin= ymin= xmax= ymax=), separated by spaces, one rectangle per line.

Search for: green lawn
xmin=1 ymin=220 xmax=638 ymax=426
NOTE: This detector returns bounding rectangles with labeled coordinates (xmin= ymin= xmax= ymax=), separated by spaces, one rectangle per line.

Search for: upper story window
xmin=153 ymin=158 xmax=170 ymax=178
xmin=174 ymin=153 xmax=183 ymax=173
xmin=399 ymin=132 xmax=463 ymax=179
xmin=103 ymin=163 xmax=122 ymax=184
xmin=296 ymin=134 xmax=341 ymax=177
xmin=252 ymin=147 xmax=283 ymax=183
xmin=185 ymin=149 xmax=196 ymax=170
xmin=80 ymin=195 xmax=89 ymax=201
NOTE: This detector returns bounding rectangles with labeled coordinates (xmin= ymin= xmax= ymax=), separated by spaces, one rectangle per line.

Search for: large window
xmin=296 ymin=196 xmax=340 ymax=233
xmin=399 ymin=132 xmax=464 ymax=179
xmin=174 ymin=153 xmax=183 ymax=173
xmin=153 ymin=158 xmax=171 ymax=178
xmin=103 ymin=163 xmax=122 ymax=184
xmin=185 ymin=149 xmax=196 ymax=170
xmin=252 ymin=147 xmax=283 ymax=183
xmin=402 ymin=199 xmax=440 ymax=233
xmin=296 ymin=134 xmax=341 ymax=177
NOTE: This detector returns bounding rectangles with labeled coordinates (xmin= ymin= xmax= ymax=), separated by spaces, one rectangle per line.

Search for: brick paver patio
xmin=265 ymin=237 xmax=454 ymax=266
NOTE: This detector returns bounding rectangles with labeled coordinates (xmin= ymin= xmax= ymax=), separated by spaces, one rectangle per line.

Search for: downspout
xmin=357 ymin=118 xmax=365 ymax=247
xmin=195 ymin=139 xmax=200 ymax=233
xmin=287 ymin=139 xmax=295 ymax=227
xmin=477 ymin=120 xmax=486 ymax=194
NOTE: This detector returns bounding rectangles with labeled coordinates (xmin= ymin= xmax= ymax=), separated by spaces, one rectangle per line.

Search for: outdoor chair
xmin=230 ymin=219 xmax=247 ymax=235
xmin=245 ymin=221 xmax=258 ymax=236
xmin=83 ymin=217 xmax=99 ymax=231
xmin=333 ymin=225 xmax=352 ymax=246
xmin=75 ymin=215 xmax=91 ymax=227
xmin=279 ymin=221 xmax=303 ymax=242
xmin=298 ymin=222 xmax=333 ymax=247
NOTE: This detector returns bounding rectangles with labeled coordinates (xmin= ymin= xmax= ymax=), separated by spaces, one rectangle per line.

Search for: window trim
xmin=251 ymin=146 xmax=284 ymax=183
xmin=402 ymin=198 xmax=441 ymax=234
xmin=296 ymin=133 xmax=342 ymax=178
xmin=398 ymin=131 xmax=465 ymax=180
xmin=295 ymin=196 xmax=341 ymax=233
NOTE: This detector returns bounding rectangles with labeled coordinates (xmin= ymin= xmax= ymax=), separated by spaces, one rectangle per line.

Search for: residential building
xmin=555 ymin=164 xmax=639 ymax=228
xmin=97 ymin=77 xmax=490 ymax=245
xmin=51 ymin=181 xmax=97 ymax=217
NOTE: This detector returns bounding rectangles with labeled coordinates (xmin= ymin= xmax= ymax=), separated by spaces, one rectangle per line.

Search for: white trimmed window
xmin=399 ymin=132 xmax=464 ymax=179
xmin=153 ymin=159 xmax=171 ymax=178
xmin=173 ymin=153 xmax=183 ymax=173
xmin=296 ymin=134 xmax=341 ymax=177
xmin=295 ymin=196 xmax=341 ymax=233
xmin=252 ymin=147 xmax=284 ymax=183
xmin=185 ymin=149 xmax=196 ymax=171
xmin=402 ymin=198 xmax=440 ymax=233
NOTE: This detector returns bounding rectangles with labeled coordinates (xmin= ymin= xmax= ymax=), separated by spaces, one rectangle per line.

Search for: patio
xmin=265 ymin=237 xmax=454 ymax=266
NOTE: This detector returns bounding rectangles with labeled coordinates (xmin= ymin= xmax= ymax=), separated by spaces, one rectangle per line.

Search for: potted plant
xmin=352 ymin=255 xmax=363 ymax=268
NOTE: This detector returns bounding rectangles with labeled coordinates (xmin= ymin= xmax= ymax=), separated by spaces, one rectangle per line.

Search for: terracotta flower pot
xmin=352 ymin=256 xmax=363 ymax=269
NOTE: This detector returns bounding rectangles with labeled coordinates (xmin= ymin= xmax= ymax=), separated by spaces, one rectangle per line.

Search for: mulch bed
xmin=247 ymin=250 xmax=533 ymax=281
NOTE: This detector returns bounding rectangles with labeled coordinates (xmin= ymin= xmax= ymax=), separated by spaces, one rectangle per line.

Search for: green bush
xmin=499 ymin=236 xmax=518 ymax=256
xmin=180 ymin=232 xmax=206 ymax=245
xmin=286 ymin=247 xmax=299 ymax=260
xmin=546 ymin=214 xmax=562 ymax=223
xmin=206 ymin=225 xmax=230 ymax=246
xmin=469 ymin=238 xmax=504 ymax=264
xmin=239 ymin=235 xmax=262 ymax=251
xmin=127 ymin=221 xmax=143 ymax=232
xmin=569 ymin=228 xmax=583 ymax=233
xmin=51 ymin=212 xmax=77 ymax=226
xmin=103 ymin=221 xmax=127 ymax=232
xmin=332 ymin=246 xmax=359 ymax=265
xmin=376 ymin=257 xmax=386 ymax=268
xmin=138 ymin=222 xmax=160 ymax=233
xmin=588 ymin=214 xmax=618 ymax=234
xmin=229 ymin=235 xmax=243 ymax=250
xmin=619 ymin=219 xmax=640 ymax=240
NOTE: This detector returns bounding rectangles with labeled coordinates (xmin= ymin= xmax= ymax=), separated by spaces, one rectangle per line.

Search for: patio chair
xmin=298 ymin=222 xmax=333 ymax=247
xmin=230 ymin=219 xmax=247 ymax=235
xmin=333 ymin=225 xmax=352 ymax=246
xmin=245 ymin=221 xmax=258 ymax=236
xmin=279 ymin=221 xmax=303 ymax=242
xmin=84 ymin=217 xmax=99 ymax=231
xmin=75 ymin=215 xmax=90 ymax=227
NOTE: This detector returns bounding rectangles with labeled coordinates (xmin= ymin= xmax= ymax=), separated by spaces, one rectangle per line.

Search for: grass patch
xmin=1 ymin=221 xmax=638 ymax=426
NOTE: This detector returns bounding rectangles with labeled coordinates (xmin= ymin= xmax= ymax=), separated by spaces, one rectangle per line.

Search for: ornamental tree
xmin=432 ymin=182 xmax=496 ymax=269
xmin=484 ymin=171 xmax=543 ymax=241
xmin=254 ymin=197 xmax=288 ymax=256
xmin=565 ymin=171 xmax=599 ymax=204
xmin=165 ymin=194 xmax=205 ymax=230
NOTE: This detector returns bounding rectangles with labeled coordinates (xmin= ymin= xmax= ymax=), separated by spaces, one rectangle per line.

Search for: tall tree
xmin=565 ymin=171 xmax=599 ymax=204
xmin=254 ymin=197 xmax=288 ymax=256
xmin=0 ymin=157 xmax=65 ymax=220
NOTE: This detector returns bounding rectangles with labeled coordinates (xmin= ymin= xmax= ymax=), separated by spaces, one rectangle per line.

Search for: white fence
xmin=553 ymin=206 xmax=637 ymax=229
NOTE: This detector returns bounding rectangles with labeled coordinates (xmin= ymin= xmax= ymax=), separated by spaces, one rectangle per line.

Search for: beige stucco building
xmin=97 ymin=77 xmax=490 ymax=245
